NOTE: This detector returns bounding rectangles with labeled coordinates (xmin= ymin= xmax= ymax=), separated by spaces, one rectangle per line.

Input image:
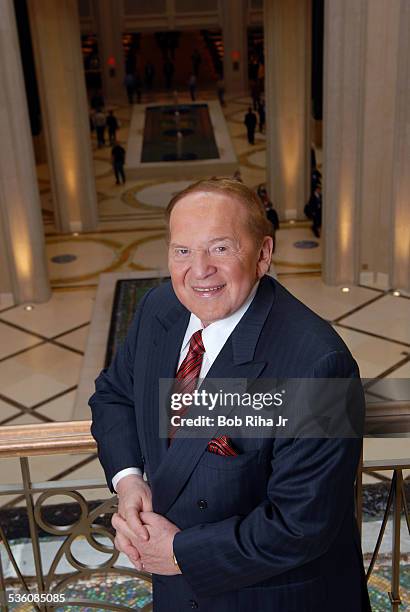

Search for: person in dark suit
xmin=244 ymin=107 xmax=257 ymax=144
xmin=89 ymin=177 xmax=371 ymax=612
xmin=111 ymin=142 xmax=126 ymax=185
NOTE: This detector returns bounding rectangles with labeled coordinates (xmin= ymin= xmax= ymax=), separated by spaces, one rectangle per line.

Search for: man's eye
xmin=212 ymin=245 xmax=229 ymax=254
xmin=175 ymin=248 xmax=190 ymax=256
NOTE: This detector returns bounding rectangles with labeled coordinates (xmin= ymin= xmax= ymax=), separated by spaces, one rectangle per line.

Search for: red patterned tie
xmin=169 ymin=330 xmax=238 ymax=456
xmin=168 ymin=330 xmax=205 ymax=441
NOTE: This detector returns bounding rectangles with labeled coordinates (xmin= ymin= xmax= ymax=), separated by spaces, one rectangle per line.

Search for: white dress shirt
xmin=112 ymin=283 xmax=259 ymax=491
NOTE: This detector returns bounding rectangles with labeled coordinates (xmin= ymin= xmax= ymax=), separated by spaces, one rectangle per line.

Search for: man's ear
xmin=257 ymin=236 xmax=274 ymax=277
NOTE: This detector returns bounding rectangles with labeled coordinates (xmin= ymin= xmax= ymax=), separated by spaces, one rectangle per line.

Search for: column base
xmin=284 ymin=209 xmax=298 ymax=220
xmin=359 ymin=271 xmax=390 ymax=290
xmin=0 ymin=292 xmax=15 ymax=309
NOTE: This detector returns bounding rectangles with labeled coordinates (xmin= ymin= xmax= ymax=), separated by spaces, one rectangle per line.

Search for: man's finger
xmin=124 ymin=507 xmax=150 ymax=541
xmin=139 ymin=511 xmax=161 ymax=525
xmin=142 ymin=494 xmax=153 ymax=513
xmin=114 ymin=532 xmax=140 ymax=562
xmin=112 ymin=512 xmax=141 ymax=542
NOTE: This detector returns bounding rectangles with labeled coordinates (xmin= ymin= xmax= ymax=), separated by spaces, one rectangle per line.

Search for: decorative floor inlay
xmin=293 ymin=240 xmax=319 ymax=249
xmin=51 ymin=255 xmax=78 ymax=264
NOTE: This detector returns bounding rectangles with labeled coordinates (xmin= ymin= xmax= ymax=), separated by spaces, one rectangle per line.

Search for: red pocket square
xmin=207 ymin=435 xmax=238 ymax=457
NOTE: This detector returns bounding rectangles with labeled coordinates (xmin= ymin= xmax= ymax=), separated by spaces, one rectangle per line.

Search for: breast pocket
xmin=191 ymin=449 xmax=268 ymax=520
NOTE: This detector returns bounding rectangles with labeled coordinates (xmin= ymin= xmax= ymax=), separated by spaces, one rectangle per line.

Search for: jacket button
xmin=189 ymin=601 xmax=198 ymax=609
xmin=197 ymin=499 xmax=207 ymax=510
xmin=141 ymin=456 xmax=145 ymax=463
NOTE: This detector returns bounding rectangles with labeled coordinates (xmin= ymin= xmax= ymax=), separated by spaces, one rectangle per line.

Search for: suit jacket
xmin=89 ymin=275 xmax=371 ymax=612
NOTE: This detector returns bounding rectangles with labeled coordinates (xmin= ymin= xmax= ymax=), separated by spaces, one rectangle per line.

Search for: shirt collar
xmin=181 ymin=281 xmax=260 ymax=362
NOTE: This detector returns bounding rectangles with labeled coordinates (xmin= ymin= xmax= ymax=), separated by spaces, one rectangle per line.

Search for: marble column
xmin=93 ymin=0 xmax=126 ymax=103
xmin=390 ymin=0 xmax=410 ymax=292
xmin=0 ymin=0 xmax=50 ymax=304
xmin=323 ymin=0 xmax=410 ymax=292
xmin=221 ymin=0 xmax=248 ymax=95
xmin=264 ymin=0 xmax=312 ymax=220
xmin=28 ymin=0 xmax=98 ymax=234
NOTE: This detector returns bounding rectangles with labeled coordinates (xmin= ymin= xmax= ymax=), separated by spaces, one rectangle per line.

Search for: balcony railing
xmin=0 ymin=402 xmax=409 ymax=611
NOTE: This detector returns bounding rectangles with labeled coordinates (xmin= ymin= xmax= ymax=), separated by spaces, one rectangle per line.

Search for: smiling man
xmin=90 ymin=177 xmax=371 ymax=611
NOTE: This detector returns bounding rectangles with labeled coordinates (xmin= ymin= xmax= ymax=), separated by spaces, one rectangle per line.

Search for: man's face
xmin=168 ymin=191 xmax=273 ymax=326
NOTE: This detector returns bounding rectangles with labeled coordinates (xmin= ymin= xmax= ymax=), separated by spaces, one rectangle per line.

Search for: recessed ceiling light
xmin=392 ymin=290 xmax=401 ymax=297
xmin=24 ymin=305 xmax=34 ymax=311
xmin=341 ymin=287 xmax=350 ymax=293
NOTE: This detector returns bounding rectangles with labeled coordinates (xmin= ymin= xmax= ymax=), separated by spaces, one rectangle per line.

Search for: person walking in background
xmin=250 ymin=80 xmax=260 ymax=110
xmin=216 ymin=76 xmax=225 ymax=106
xmin=188 ymin=74 xmax=197 ymax=101
xmin=93 ymin=108 xmax=106 ymax=147
xmin=111 ymin=142 xmax=126 ymax=185
xmin=257 ymin=184 xmax=279 ymax=232
xmin=304 ymin=185 xmax=322 ymax=238
xmin=310 ymin=185 xmax=322 ymax=238
xmin=124 ymin=73 xmax=135 ymax=104
xmin=311 ymin=165 xmax=322 ymax=193
xmin=257 ymin=99 xmax=266 ymax=133
xmin=106 ymin=110 xmax=119 ymax=145
xmin=244 ymin=107 xmax=257 ymax=145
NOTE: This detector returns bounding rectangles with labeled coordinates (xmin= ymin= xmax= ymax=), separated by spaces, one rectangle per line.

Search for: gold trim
xmin=122 ymin=232 xmax=167 ymax=272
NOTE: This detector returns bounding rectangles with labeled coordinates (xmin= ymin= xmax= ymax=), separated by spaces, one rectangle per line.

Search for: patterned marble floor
xmin=0 ymin=92 xmax=408 ymax=509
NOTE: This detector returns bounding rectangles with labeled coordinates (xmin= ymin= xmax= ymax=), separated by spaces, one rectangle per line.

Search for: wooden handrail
xmin=0 ymin=401 xmax=408 ymax=458
xmin=364 ymin=401 xmax=410 ymax=435
xmin=0 ymin=420 xmax=95 ymax=457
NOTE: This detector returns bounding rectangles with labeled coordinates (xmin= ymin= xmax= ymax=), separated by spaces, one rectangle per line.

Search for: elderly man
xmin=89 ymin=177 xmax=371 ymax=611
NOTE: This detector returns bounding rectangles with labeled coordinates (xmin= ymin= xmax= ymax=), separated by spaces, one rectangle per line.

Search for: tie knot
xmin=190 ymin=329 xmax=205 ymax=355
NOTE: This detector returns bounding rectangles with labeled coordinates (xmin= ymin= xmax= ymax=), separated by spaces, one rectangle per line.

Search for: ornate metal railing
xmin=0 ymin=421 xmax=152 ymax=611
xmin=0 ymin=403 xmax=408 ymax=611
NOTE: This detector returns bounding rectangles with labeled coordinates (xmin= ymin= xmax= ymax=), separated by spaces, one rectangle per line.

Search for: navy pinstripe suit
xmin=90 ymin=275 xmax=371 ymax=611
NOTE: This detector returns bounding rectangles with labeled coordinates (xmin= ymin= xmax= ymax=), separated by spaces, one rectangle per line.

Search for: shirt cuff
xmin=112 ymin=467 xmax=143 ymax=492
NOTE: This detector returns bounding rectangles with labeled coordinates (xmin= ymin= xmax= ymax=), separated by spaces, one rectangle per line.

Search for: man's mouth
xmin=192 ymin=284 xmax=226 ymax=297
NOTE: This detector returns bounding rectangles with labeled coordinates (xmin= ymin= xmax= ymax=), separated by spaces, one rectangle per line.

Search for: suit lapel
xmin=141 ymin=299 xmax=190 ymax=475
xmin=152 ymin=276 xmax=276 ymax=515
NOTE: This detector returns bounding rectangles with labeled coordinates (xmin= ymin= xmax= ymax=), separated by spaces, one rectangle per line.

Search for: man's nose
xmin=190 ymin=250 xmax=216 ymax=278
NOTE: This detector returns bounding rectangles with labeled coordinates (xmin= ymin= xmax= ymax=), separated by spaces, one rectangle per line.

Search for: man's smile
xmin=191 ymin=283 xmax=226 ymax=297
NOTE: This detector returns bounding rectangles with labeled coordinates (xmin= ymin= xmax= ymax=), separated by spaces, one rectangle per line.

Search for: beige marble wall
xmin=391 ymin=0 xmax=410 ymax=291
xmin=0 ymin=211 xmax=12 ymax=297
xmin=28 ymin=0 xmax=98 ymax=234
xmin=323 ymin=0 xmax=410 ymax=291
xmin=221 ymin=0 xmax=248 ymax=95
xmin=264 ymin=0 xmax=311 ymax=220
xmin=322 ymin=0 xmax=366 ymax=285
xmin=0 ymin=0 xmax=50 ymax=303
xmin=359 ymin=0 xmax=400 ymax=287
